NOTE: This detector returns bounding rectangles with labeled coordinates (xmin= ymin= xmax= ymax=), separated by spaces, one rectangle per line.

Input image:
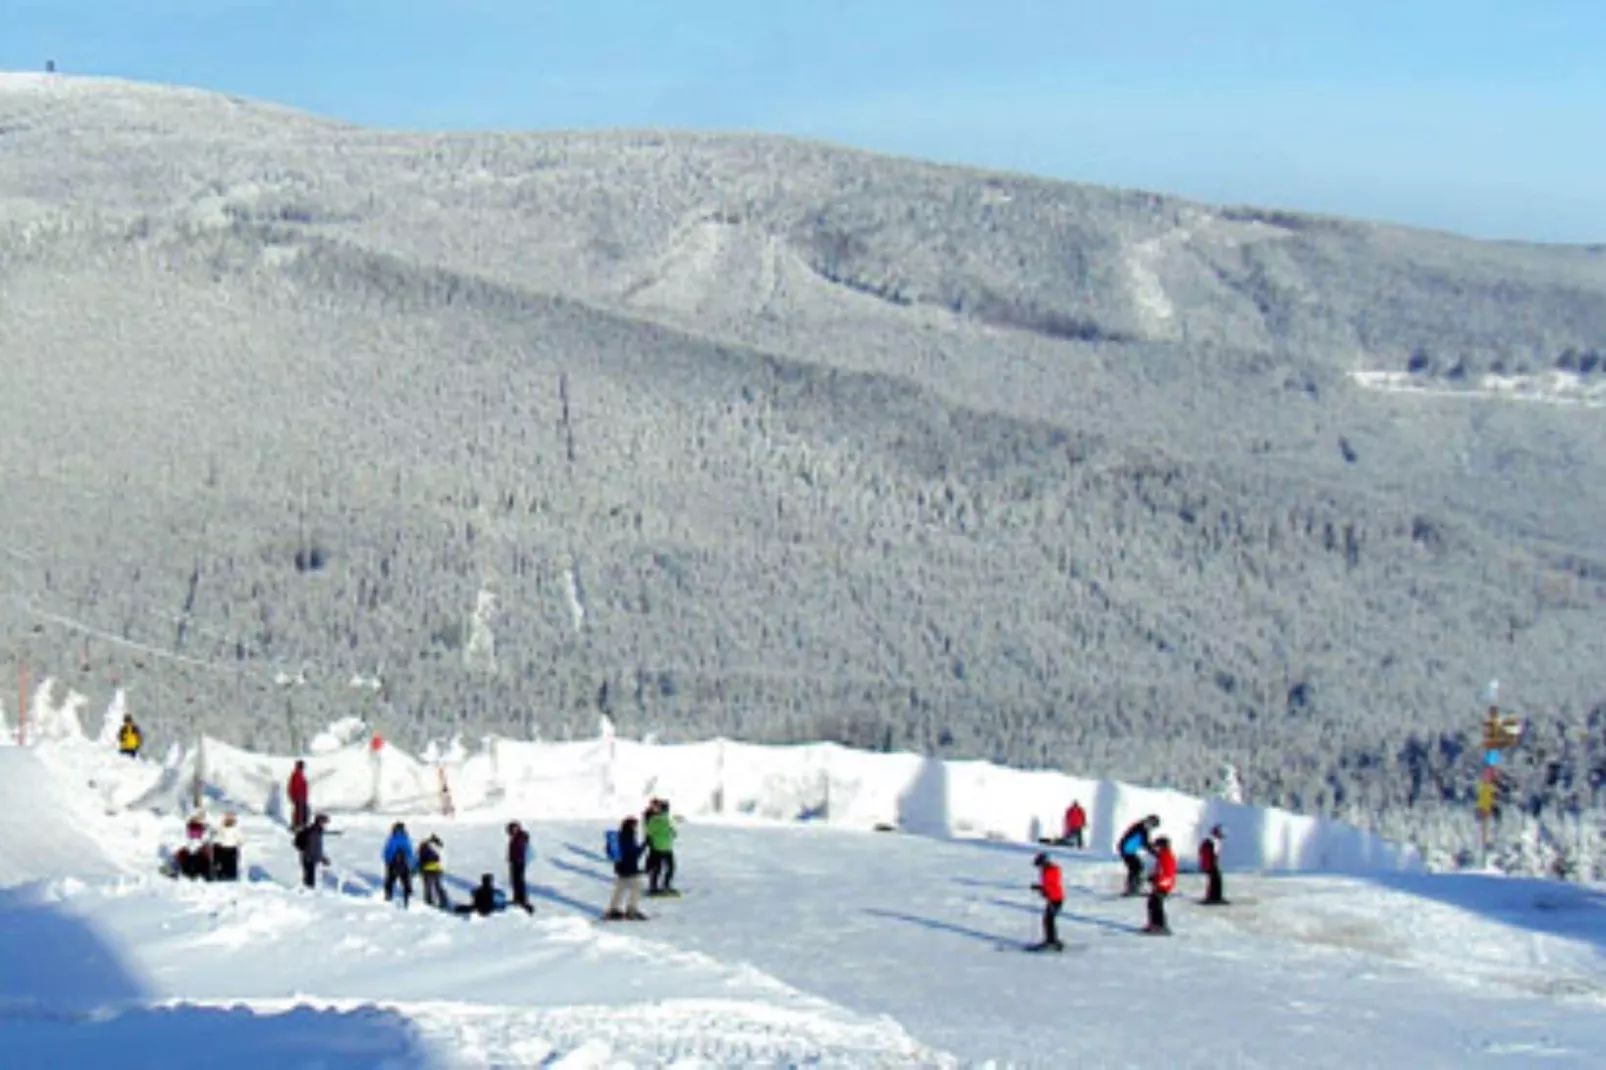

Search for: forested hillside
xmin=2 ymin=74 xmax=1604 ymax=858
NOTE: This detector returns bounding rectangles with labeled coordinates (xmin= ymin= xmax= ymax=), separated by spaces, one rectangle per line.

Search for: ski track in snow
xmin=6 ymin=744 xmax=1606 ymax=1067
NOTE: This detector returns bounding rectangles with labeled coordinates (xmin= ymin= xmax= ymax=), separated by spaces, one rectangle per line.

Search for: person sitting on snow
xmin=175 ymin=810 xmax=214 ymax=880
xmin=1199 ymin=824 xmax=1227 ymax=905
xmin=454 ymin=874 xmax=505 ymax=917
xmin=211 ymin=812 xmax=243 ymax=881
xmin=117 ymin=715 xmax=143 ymax=759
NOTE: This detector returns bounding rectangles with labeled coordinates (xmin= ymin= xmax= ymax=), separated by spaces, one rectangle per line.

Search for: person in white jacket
xmin=212 ymin=812 xmax=244 ymax=881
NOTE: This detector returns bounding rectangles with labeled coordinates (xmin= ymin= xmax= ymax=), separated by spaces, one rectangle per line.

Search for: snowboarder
xmin=1199 ymin=824 xmax=1227 ymax=905
xmin=1062 ymin=801 xmax=1087 ymax=848
xmin=604 ymin=816 xmax=647 ymax=921
xmin=505 ymin=822 xmax=534 ymax=914
xmin=1030 ymin=852 xmax=1066 ymax=951
xmin=294 ymin=813 xmax=331 ymax=889
xmin=454 ymin=874 xmax=503 ymax=917
xmin=117 ymin=714 xmax=142 ymax=759
xmin=382 ymin=821 xmax=417 ymax=907
xmin=1146 ymin=835 xmax=1178 ymax=935
xmin=645 ymin=800 xmax=678 ymax=896
xmin=1117 ymin=815 xmax=1160 ymax=895
xmin=418 ymin=834 xmax=449 ymax=909
xmin=287 ymin=760 xmax=310 ymax=831
xmin=212 ymin=812 xmax=243 ymax=881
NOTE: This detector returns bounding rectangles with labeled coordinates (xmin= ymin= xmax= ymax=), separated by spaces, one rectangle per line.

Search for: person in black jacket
xmin=454 ymin=874 xmax=504 ymax=917
xmin=295 ymin=814 xmax=331 ymax=889
xmin=604 ymin=816 xmax=647 ymax=921
xmin=505 ymin=822 xmax=534 ymax=914
xmin=418 ymin=835 xmax=449 ymax=909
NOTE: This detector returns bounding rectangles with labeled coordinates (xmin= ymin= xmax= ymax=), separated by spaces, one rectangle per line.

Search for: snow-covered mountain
xmin=3 ymin=73 xmax=1606 ymax=836
xmin=4 ymin=719 xmax=1606 ymax=1067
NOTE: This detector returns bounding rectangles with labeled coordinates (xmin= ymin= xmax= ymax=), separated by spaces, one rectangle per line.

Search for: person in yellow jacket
xmin=117 ymin=715 xmax=143 ymax=758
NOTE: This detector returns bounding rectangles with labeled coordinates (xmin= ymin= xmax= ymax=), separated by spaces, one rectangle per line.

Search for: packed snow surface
xmin=3 ymin=719 xmax=1606 ymax=1066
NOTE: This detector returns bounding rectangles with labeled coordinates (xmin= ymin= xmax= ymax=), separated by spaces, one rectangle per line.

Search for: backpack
xmin=604 ymin=828 xmax=621 ymax=863
xmin=293 ymin=827 xmax=309 ymax=852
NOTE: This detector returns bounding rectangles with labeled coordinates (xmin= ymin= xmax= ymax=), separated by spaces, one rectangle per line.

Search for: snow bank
xmin=19 ymin=686 xmax=1420 ymax=874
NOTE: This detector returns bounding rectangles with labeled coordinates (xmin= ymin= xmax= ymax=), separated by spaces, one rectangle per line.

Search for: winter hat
xmin=1154 ymin=836 xmax=1172 ymax=849
xmin=1210 ymin=824 xmax=1225 ymax=838
xmin=1032 ymin=852 xmax=1050 ymax=867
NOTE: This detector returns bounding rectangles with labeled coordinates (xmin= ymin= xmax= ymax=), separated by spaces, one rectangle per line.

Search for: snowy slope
xmin=5 ymin=737 xmax=1606 ymax=1067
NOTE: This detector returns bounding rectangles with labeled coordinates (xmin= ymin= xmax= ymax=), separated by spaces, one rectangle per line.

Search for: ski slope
xmin=4 ymin=735 xmax=1606 ymax=1066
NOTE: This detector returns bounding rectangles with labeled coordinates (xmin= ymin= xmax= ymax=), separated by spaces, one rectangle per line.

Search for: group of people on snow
xmin=168 ymin=808 xmax=244 ymax=881
xmin=1028 ymin=811 xmax=1230 ymax=949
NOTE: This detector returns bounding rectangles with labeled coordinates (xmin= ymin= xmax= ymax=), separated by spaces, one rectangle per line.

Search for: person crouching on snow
xmin=1145 ymin=836 xmax=1177 ymax=935
xmin=211 ymin=812 xmax=243 ymax=881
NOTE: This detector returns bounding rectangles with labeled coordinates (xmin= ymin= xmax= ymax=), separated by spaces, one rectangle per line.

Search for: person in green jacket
xmin=644 ymin=799 xmax=678 ymax=896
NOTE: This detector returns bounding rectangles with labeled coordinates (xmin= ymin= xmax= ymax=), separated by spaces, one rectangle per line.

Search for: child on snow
xmin=1030 ymin=853 xmax=1066 ymax=951
xmin=645 ymin=799 xmax=678 ymax=896
xmin=1199 ymin=825 xmax=1227 ymax=905
xmin=1146 ymin=836 xmax=1177 ymax=935
xmin=419 ymin=835 xmax=449 ymax=909
xmin=605 ymin=816 xmax=647 ymax=921
xmin=1117 ymin=815 xmax=1160 ymax=896
xmin=175 ymin=810 xmax=213 ymax=880
xmin=383 ymin=822 xmax=417 ymax=907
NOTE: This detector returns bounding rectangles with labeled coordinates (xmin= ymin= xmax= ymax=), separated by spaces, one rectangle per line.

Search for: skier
xmin=287 ymin=760 xmax=310 ymax=831
xmin=1145 ymin=835 xmax=1178 ymax=935
xmin=382 ymin=821 xmax=417 ymax=907
xmin=454 ymin=874 xmax=504 ymax=917
xmin=212 ymin=812 xmax=243 ymax=881
xmin=1030 ymin=852 xmax=1066 ymax=951
xmin=1062 ymin=801 xmax=1087 ymax=848
xmin=1199 ymin=824 xmax=1227 ymax=905
xmin=418 ymin=835 xmax=449 ymax=909
xmin=1117 ymin=815 xmax=1160 ymax=896
xmin=294 ymin=813 xmax=331 ymax=889
xmin=505 ymin=822 xmax=534 ymax=914
xmin=645 ymin=799 xmax=678 ymax=896
xmin=604 ymin=816 xmax=647 ymax=921
xmin=117 ymin=715 xmax=142 ymax=759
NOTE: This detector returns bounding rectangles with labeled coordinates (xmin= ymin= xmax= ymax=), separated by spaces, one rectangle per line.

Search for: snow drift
xmin=18 ymin=682 xmax=1419 ymax=874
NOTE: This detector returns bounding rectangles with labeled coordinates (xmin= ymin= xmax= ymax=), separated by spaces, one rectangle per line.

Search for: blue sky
xmin=5 ymin=1 xmax=1603 ymax=241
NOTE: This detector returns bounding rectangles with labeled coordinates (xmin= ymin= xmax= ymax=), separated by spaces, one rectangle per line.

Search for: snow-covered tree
xmin=1217 ymin=762 xmax=1244 ymax=804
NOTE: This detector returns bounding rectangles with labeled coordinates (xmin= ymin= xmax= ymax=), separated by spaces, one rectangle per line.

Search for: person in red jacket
xmin=1199 ymin=824 xmax=1227 ymax=905
xmin=287 ymin=761 xmax=310 ymax=831
xmin=1146 ymin=836 xmax=1177 ymax=935
xmin=1061 ymin=801 xmax=1087 ymax=849
xmin=1030 ymin=853 xmax=1066 ymax=951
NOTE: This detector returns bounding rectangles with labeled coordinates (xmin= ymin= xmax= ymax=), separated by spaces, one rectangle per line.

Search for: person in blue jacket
xmin=1117 ymin=815 xmax=1161 ymax=896
xmin=382 ymin=821 xmax=417 ymax=908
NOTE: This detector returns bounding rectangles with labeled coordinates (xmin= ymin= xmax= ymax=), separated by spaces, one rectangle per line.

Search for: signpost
xmin=1477 ymin=679 xmax=1524 ymax=857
